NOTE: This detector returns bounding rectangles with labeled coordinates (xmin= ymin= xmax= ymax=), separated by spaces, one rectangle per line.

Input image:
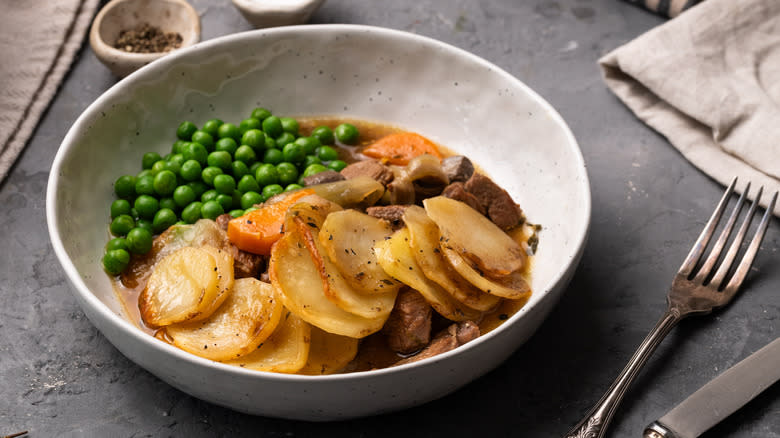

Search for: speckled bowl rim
xmin=48 ymin=24 xmax=590 ymax=383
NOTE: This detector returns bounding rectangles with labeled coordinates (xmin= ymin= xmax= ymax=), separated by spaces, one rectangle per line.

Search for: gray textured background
xmin=1 ymin=0 xmax=778 ymax=437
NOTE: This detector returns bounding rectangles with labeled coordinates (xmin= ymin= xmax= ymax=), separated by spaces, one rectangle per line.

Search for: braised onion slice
xmin=222 ymin=309 xmax=311 ymax=373
xmin=402 ymin=206 xmax=500 ymax=311
xmin=139 ymin=246 xmax=220 ymax=327
xmin=440 ymin=245 xmax=531 ymax=300
xmin=297 ymin=326 xmax=359 ymax=375
xmin=374 ymin=228 xmax=482 ymax=322
xmin=423 ymin=196 xmax=525 ymax=276
xmin=308 ymin=176 xmax=384 ymax=208
xmin=165 ymin=278 xmax=283 ymax=361
xmin=319 ymin=209 xmax=402 ymax=294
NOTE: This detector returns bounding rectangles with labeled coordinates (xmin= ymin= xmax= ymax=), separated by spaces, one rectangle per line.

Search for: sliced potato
xmin=423 ymin=196 xmax=525 ymax=276
xmin=308 ymin=176 xmax=385 ymax=208
xmin=269 ymin=228 xmax=386 ymax=338
xmin=165 ymin=278 xmax=283 ymax=361
xmin=440 ymin=245 xmax=531 ymax=300
xmin=139 ymin=246 xmax=219 ymax=327
xmin=189 ymin=245 xmax=235 ymax=322
xmin=319 ymin=209 xmax=402 ymax=294
xmin=402 ymin=206 xmax=500 ymax=311
xmin=223 ymin=309 xmax=311 ymax=373
xmin=374 ymin=228 xmax=482 ymax=321
xmin=297 ymin=326 xmax=359 ymax=375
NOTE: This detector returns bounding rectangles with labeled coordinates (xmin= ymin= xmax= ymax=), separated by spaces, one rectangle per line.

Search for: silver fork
xmin=564 ymin=178 xmax=778 ymax=438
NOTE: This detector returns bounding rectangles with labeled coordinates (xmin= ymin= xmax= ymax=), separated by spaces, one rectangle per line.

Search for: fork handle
xmin=564 ymin=310 xmax=682 ymax=438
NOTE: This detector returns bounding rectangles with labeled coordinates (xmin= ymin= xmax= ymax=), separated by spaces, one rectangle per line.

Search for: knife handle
xmin=644 ymin=422 xmax=675 ymax=438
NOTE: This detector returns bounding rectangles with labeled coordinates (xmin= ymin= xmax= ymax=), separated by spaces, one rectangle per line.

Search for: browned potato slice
xmin=402 ymin=206 xmax=501 ymax=311
xmin=423 ymin=196 xmax=525 ymax=276
xmin=165 ymin=278 xmax=283 ymax=361
xmin=139 ymin=246 xmax=219 ymax=327
xmin=222 ymin=309 xmax=311 ymax=373
xmin=309 ymin=176 xmax=385 ymax=208
xmin=188 ymin=245 xmax=235 ymax=322
xmin=374 ymin=228 xmax=482 ymax=322
xmin=297 ymin=326 xmax=359 ymax=375
xmin=269 ymin=228 xmax=386 ymax=339
xmin=440 ymin=245 xmax=531 ymax=300
xmin=319 ymin=210 xmax=402 ymax=294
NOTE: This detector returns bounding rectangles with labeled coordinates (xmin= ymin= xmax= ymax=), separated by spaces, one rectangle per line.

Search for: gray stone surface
xmin=1 ymin=0 xmax=777 ymax=437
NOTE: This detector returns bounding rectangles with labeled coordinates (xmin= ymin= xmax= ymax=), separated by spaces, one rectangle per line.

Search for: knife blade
xmin=643 ymin=337 xmax=780 ymax=438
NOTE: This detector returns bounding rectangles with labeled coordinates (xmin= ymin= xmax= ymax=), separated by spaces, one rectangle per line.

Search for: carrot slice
xmin=227 ymin=189 xmax=314 ymax=255
xmin=361 ymin=132 xmax=442 ymax=165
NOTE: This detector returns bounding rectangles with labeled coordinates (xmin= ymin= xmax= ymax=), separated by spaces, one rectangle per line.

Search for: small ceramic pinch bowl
xmin=89 ymin=0 xmax=201 ymax=77
xmin=232 ymin=0 xmax=326 ymax=28
xmin=47 ymin=25 xmax=590 ymax=420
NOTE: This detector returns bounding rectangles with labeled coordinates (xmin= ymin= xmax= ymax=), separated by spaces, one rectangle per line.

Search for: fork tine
xmin=718 ymin=190 xmax=778 ymax=295
xmin=678 ymin=177 xmax=738 ymax=277
xmin=692 ymin=182 xmax=750 ymax=283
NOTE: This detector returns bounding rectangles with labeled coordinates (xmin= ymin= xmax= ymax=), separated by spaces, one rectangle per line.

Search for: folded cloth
xmin=0 ymin=0 xmax=100 ymax=183
xmin=624 ymin=0 xmax=704 ymax=18
xmin=601 ymin=0 xmax=780 ymax=216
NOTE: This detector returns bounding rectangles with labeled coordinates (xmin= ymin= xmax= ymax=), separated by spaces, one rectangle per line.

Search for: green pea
xmin=181 ymin=201 xmax=203 ymax=224
xmin=134 ymin=195 xmax=159 ymax=220
xmin=202 ymin=166 xmax=223 ymax=186
xmin=183 ymin=142 xmax=208 ymax=166
xmin=316 ymin=145 xmax=339 ymax=161
xmin=237 ymin=174 xmax=260 ymax=193
xmin=231 ymin=161 xmax=250 ymax=180
xmin=142 ymin=152 xmax=162 ymax=170
xmin=159 ymin=197 xmax=177 ymax=211
xmin=130 ymin=208 xmax=139 ymax=220
xmin=242 ymin=129 xmax=265 ymax=150
xmin=180 ymin=159 xmax=202 ymax=181
xmin=173 ymin=185 xmax=196 ymax=207
xmin=311 ymin=126 xmax=335 ymax=145
xmin=249 ymin=161 xmax=262 ymax=175
xmin=106 ymin=237 xmax=129 ymax=252
xmin=241 ymin=191 xmax=263 ymax=210
xmin=229 ymin=209 xmax=245 ymax=218
xmin=215 ymin=137 xmax=238 ymax=155
xmin=201 ymin=189 xmax=219 ymax=204
xmin=304 ymin=155 xmax=322 ymax=168
xmin=168 ymin=153 xmax=185 ymax=166
xmin=151 ymin=160 xmax=167 ymax=175
xmin=218 ymin=122 xmax=242 ymax=142
xmin=136 ymin=169 xmax=154 ymax=179
xmin=202 ymin=119 xmax=223 ymax=137
xmin=207 ymin=151 xmax=232 ymax=171
xmin=110 ymin=199 xmax=132 ymax=219
xmin=201 ymin=200 xmax=224 ymax=220
xmin=103 ymin=249 xmax=130 ymax=275
xmin=285 ymin=183 xmax=304 ymax=192
xmin=153 ymin=170 xmax=177 ymax=196
xmin=135 ymin=175 xmax=156 ymax=196
xmin=172 ymin=140 xmax=188 ymax=155
xmin=262 ymin=116 xmax=283 ymax=138
xmin=152 ymin=208 xmax=177 ymax=233
xmin=136 ymin=218 xmax=154 ymax=232
xmin=213 ymin=174 xmax=236 ymax=195
xmin=244 ymin=206 xmax=260 ymax=214
xmin=276 ymin=132 xmax=296 ymax=149
xmin=234 ymin=145 xmax=257 ymax=165
xmin=335 ymin=123 xmax=359 ymax=144
xmin=114 ymin=175 xmax=136 ymax=199
xmin=264 ymin=133 xmax=277 ymax=150
xmin=255 ymin=163 xmax=279 ymax=186
xmin=296 ymin=136 xmax=321 ymax=155
xmin=215 ymin=193 xmax=233 ymax=211
xmin=280 ymin=117 xmax=299 ymax=136
xmin=276 ymin=162 xmax=299 ymax=186
xmin=262 ymin=184 xmax=284 ymax=201
xmin=263 ymin=148 xmax=283 ymax=165
xmin=191 ymin=130 xmax=215 ymax=151
xmin=177 ymin=121 xmax=197 ymax=140
xmin=302 ymin=163 xmax=328 ymax=178
xmin=251 ymin=107 xmax=271 ymax=121
xmin=282 ymin=143 xmax=306 ymax=164
xmin=110 ymin=214 xmax=135 ymax=236
xmin=239 ymin=117 xmax=262 ymax=134
xmin=187 ymin=181 xmax=208 ymax=199
xmin=327 ymin=159 xmax=348 ymax=172
xmin=165 ymin=156 xmax=183 ymax=175
xmin=126 ymin=227 xmax=153 ymax=254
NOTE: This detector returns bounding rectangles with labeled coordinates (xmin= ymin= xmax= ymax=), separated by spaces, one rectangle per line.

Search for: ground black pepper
xmin=114 ymin=23 xmax=182 ymax=53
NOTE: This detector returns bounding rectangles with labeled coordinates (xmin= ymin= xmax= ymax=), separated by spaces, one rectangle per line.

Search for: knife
xmin=644 ymin=337 xmax=780 ymax=438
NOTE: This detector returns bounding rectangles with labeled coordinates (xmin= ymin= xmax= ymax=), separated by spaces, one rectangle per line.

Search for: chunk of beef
xmin=441 ymin=156 xmax=474 ymax=183
xmin=464 ymin=172 xmax=524 ymax=230
xmin=394 ymin=320 xmax=480 ymax=365
xmin=230 ymin=246 xmax=266 ymax=279
xmin=340 ymin=159 xmax=394 ymax=186
xmin=215 ymin=213 xmax=232 ymax=231
xmin=441 ymin=182 xmax=486 ymax=215
xmin=366 ymin=205 xmax=409 ymax=230
xmin=383 ymin=289 xmax=432 ymax=354
xmin=302 ymin=169 xmax=345 ymax=186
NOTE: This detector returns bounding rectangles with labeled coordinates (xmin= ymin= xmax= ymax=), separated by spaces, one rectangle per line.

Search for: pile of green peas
xmin=102 ymin=107 xmax=361 ymax=275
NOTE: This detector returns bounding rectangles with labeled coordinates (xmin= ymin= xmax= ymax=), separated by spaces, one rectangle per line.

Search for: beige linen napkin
xmin=600 ymin=0 xmax=780 ymax=216
xmin=0 ymin=0 xmax=100 ymax=182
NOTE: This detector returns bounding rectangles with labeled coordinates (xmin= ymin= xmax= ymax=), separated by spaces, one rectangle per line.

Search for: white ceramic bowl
xmin=47 ymin=25 xmax=590 ymax=420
